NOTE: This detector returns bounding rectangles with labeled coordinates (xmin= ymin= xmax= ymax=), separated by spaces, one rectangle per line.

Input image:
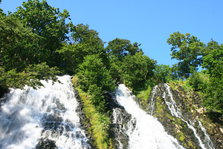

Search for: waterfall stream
xmin=163 ymin=84 xmax=214 ymax=149
xmin=149 ymin=83 xmax=215 ymax=149
xmin=0 ymin=76 xmax=216 ymax=149
xmin=114 ymin=84 xmax=185 ymax=149
xmin=0 ymin=76 xmax=90 ymax=149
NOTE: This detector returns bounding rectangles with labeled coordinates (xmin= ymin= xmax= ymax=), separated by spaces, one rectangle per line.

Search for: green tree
xmin=106 ymin=38 xmax=142 ymax=60
xmin=0 ymin=14 xmax=44 ymax=71
xmin=77 ymin=55 xmax=115 ymax=92
xmin=167 ymin=32 xmax=204 ymax=78
xmin=77 ymin=55 xmax=115 ymax=111
xmin=106 ymin=38 xmax=145 ymax=85
xmin=188 ymin=71 xmax=209 ymax=91
xmin=14 ymin=0 xmax=72 ymax=66
xmin=153 ymin=64 xmax=174 ymax=83
xmin=202 ymin=41 xmax=223 ymax=113
xmin=120 ymin=52 xmax=155 ymax=90
xmin=0 ymin=63 xmax=60 ymax=89
xmin=57 ymin=24 xmax=106 ymax=74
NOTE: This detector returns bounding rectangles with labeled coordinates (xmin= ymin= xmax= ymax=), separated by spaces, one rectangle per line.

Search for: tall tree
xmin=202 ymin=41 xmax=223 ymax=113
xmin=57 ymin=24 xmax=106 ymax=74
xmin=167 ymin=32 xmax=204 ymax=78
xmin=0 ymin=14 xmax=44 ymax=71
xmin=106 ymin=38 xmax=144 ymax=84
xmin=153 ymin=64 xmax=174 ymax=83
xmin=14 ymin=0 xmax=72 ymax=66
xmin=77 ymin=54 xmax=115 ymax=111
xmin=106 ymin=38 xmax=142 ymax=60
xmin=120 ymin=52 xmax=155 ymax=90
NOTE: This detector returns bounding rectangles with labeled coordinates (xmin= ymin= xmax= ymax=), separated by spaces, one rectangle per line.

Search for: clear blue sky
xmin=1 ymin=0 xmax=223 ymax=65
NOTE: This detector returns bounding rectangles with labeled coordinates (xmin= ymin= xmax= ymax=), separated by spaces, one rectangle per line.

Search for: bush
xmin=77 ymin=54 xmax=115 ymax=92
xmin=0 ymin=63 xmax=60 ymax=89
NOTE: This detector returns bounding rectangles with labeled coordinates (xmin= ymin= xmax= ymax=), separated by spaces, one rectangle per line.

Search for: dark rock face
xmin=145 ymin=83 xmax=222 ymax=149
xmin=36 ymin=138 xmax=57 ymax=149
xmin=147 ymin=84 xmax=200 ymax=149
xmin=0 ymin=87 xmax=9 ymax=107
xmin=0 ymin=86 xmax=9 ymax=99
xmin=111 ymin=107 xmax=132 ymax=149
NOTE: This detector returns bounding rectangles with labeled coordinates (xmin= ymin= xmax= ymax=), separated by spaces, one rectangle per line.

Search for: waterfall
xmin=161 ymin=83 xmax=214 ymax=149
xmin=0 ymin=76 xmax=91 ymax=149
xmin=149 ymin=85 xmax=158 ymax=115
xmin=114 ymin=84 xmax=185 ymax=149
xmin=198 ymin=121 xmax=215 ymax=149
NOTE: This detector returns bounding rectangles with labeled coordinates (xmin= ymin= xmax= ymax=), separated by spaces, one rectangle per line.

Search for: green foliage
xmin=106 ymin=38 xmax=155 ymax=91
xmin=87 ymin=85 xmax=105 ymax=112
xmin=153 ymin=64 xmax=174 ymax=83
xmin=0 ymin=63 xmax=60 ymax=89
xmin=203 ymin=77 xmax=223 ymax=113
xmin=187 ymin=71 xmax=209 ymax=91
xmin=168 ymin=33 xmax=223 ymax=114
xmin=77 ymin=55 xmax=115 ymax=92
xmin=14 ymin=0 xmax=72 ymax=66
xmin=72 ymin=24 xmax=104 ymax=47
xmin=0 ymin=14 xmax=44 ymax=71
xmin=77 ymin=88 xmax=113 ymax=149
xmin=202 ymin=41 xmax=223 ymax=77
xmin=77 ymin=55 xmax=115 ymax=112
xmin=136 ymin=83 xmax=152 ymax=109
xmin=57 ymin=24 xmax=106 ymax=74
xmin=201 ymin=41 xmax=223 ymax=113
xmin=167 ymin=32 xmax=204 ymax=78
xmin=120 ymin=52 xmax=155 ymax=90
xmin=106 ymin=38 xmax=142 ymax=60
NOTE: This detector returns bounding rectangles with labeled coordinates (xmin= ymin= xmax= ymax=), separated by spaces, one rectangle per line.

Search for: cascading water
xmin=198 ymin=121 xmax=215 ymax=149
xmin=149 ymin=85 xmax=158 ymax=115
xmin=161 ymin=83 xmax=215 ymax=149
xmin=0 ymin=76 xmax=91 ymax=149
xmin=114 ymin=84 xmax=185 ymax=149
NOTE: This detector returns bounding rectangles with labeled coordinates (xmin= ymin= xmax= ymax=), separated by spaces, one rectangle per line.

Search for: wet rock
xmin=143 ymin=83 xmax=223 ymax=149
xmin=35 ymin=138 xmax=57 ymax=149
xmin=0 ymin=86 xmax=9 ymax=99
xmin=111 ymin=107 xmax=132 ymax=149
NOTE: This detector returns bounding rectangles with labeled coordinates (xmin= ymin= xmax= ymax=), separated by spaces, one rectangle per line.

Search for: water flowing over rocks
xmin=0 ymin=76 xmax=221 ymax=149
xmin=147 ymin=83 xmax=222 ymax=149
xmin=0 ymin=76 xmax=91 ymax=149
xmin=113 ymin=84 xmax=185 ymax=149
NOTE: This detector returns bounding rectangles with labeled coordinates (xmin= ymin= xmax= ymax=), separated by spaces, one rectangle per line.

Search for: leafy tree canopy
xmin=14 ymin=0 xmax=73 ymax=66
xmin=153 ymin=64 xmax=174 ymax=83
xmin=167 ymin=32 xmax=204 ymax=78
xmin=0 ymin=14 xmax=44 ymax=71
xmin=57 ymin=24 xmax=107 ymax=74
xmin=106 ymin=38 xmax=142 ymax=60
xmin=120 ymin=52 xmax=155 ymax=90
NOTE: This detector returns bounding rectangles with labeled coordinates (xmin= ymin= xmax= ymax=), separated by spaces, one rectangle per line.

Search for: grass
xmin=136 ymin=85 xmax=152 ymax=109
xmin=72 ymin=76 xmax=113 ymax=149
xmin=168 ymin=79 xmax=193 ymax=92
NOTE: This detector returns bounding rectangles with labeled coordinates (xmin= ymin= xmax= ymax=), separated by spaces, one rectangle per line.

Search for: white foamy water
xmin=162 ymin=83 xmax=214 ymax=149
xmin=114 ymin=84 xmax=184 ymax=149
xmin=0 ymin=76 xmax=90 ymax=149
xmin=149 ymin=85 xmax=158 ymax=115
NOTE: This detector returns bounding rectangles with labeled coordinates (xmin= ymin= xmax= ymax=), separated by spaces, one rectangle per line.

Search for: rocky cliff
xmin=144 ymin=83 xmax=223 ymax=149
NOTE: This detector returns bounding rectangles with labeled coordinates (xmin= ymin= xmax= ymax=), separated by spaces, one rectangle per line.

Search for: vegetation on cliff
xmin=167 ymin=32 xmax=223 ymax=115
